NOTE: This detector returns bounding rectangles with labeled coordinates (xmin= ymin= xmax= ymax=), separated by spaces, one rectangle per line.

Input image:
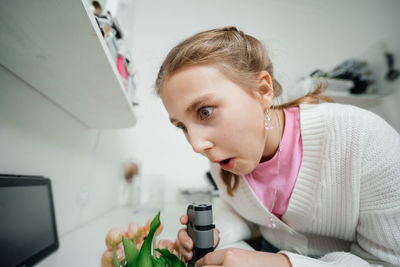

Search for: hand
xmin=195 ymin=248 xmax=292 ymax=267
xmin=176 ymin=214 xmax=220 ymax=262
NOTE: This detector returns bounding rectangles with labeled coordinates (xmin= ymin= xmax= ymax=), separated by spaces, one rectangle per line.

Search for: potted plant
xmin=101 ymin=212 xmax=185 ymax=267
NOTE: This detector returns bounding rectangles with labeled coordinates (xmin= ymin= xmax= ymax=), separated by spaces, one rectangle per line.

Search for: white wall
xmin=124 ymin=0 xmax=400 ymax=201
xmin=0 ymin=65 xmax=136 ymax=237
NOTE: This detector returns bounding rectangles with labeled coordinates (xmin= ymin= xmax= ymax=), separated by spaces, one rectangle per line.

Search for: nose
xmin=187 ymin=128 xmax=214 ymax=154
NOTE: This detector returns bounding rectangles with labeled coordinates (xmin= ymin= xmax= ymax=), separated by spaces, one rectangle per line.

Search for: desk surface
xmin=37 ymin=200 xmax=252 ymax=266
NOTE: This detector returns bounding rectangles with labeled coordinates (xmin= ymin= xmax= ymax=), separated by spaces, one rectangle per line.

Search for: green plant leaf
xmin=152 ymin=255 xmax=167 ymax=267
xmin=155 ymin=248 xmax=185 ymax=267
xmin=112 ymin=245 xmax=119 ymax=267
xmin=137 ymin=212 xmax=161 ymax=266
xmin=122 ymin=235 xmax=139 ymax=267
xmin=120 ymin=259 xmax=127 ymax=266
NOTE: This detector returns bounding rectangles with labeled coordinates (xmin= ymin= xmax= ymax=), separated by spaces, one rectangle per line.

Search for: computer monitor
xmin=0 ymin=174 xmax=59 ymax=267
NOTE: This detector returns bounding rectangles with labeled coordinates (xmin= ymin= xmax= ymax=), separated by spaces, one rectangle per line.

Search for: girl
xmin=155 ymin=27 xmax=400 ymax=266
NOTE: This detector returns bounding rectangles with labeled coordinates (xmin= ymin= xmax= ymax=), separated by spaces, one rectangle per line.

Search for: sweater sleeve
xmin=352 ymin=110 xmax=400 ymax=265
xmin=279 ymin=250 xmax=386 ymax=267
xmin=213 ymin=198 xmax=254 ymax=247
xmin=281 ymin=110 xmax=400 ymax=267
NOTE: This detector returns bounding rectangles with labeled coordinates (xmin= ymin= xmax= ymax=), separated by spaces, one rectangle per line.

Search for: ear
xmin=255 ymin=71 xmax=274 ymax=109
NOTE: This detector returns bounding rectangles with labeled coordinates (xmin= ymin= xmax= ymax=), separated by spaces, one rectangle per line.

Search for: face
xmin=94 ymin=7 xmax=102 ymax=16
xmin=161 ymin=65 xmax=271 ymax=175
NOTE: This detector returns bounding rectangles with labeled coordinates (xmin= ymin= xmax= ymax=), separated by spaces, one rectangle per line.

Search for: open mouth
xmin=220 ymin=158 xmax=231 ymax=164
xmin=218 ymin=158 xmax=235 ymax=170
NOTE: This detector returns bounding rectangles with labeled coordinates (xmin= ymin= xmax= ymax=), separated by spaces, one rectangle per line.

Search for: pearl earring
xmin=265 ymin=108 xmax=273 ymax=130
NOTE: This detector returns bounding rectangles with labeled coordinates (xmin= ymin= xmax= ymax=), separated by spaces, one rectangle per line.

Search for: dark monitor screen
xmin=0 ymin=175 xmax=59 ymax=267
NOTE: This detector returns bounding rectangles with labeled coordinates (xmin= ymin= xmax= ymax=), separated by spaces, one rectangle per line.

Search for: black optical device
xmin=187 ymin=203 xmax=215 ymax=267
xmin=0 ymin=174 xmax=59 ymax=267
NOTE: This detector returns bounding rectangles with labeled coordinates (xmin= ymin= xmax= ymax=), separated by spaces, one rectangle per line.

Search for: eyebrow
xmin=169 ymin=93 xmax=216 ymax=124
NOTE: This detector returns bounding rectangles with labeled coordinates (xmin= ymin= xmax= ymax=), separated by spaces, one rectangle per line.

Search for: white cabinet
xmin=0 ymin=0 xmax=136 ymax=128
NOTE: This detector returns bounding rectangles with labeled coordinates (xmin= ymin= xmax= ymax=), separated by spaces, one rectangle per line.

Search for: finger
xmin=180 ymin=250 xmax=192 ymax=262
xmin=177 ymin=229 xmax=193 ymax=261
xmin=180 ymin=214 xmax=188 ymax=225
xmin=213 ymin=228 xmax=220 ymax=248
xmin=178 ymin=228 xmax=193 ymax=250
xmin=195 ymin=249 xmax=229 ymax=266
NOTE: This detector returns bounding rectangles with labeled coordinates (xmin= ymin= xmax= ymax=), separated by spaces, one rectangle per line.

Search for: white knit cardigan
xmin=210 ymin=103 xmax=400 ymax=267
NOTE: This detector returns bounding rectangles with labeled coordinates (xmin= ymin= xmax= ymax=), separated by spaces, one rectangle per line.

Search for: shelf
xmin=0 ymin=0 xmax=136 ymax=128
xmin=325 ymin=90 xmax=381 ymax=109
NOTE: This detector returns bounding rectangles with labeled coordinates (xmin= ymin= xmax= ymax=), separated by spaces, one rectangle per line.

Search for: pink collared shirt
xmin=245 ymin=107 xmax=303 ymax=219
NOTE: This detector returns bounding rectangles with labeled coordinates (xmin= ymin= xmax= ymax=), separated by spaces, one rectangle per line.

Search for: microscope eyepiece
xmin=187 ymin=203 xmax=215 ymax=267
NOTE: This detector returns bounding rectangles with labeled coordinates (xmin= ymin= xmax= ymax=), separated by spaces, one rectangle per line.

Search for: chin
xmin=230 ymin=164 xmax=256 ymax=176
xmin=242 ymin=161 xmax=258 ymax=175
xmin=216 ymin=157 xmax=257 ymax=176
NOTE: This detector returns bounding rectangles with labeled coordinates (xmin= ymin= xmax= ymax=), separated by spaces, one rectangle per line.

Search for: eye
xmin=176 ymin=123 xmax=187 ymax=133
xmin=198 ymin=107 xmax=213 ymax=120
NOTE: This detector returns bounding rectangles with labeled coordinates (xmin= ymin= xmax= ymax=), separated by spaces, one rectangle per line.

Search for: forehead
xmin=160 ymin=65 xmax=257 ymax=123
xmin=162 ymin=65 xmax=221 ymax=93
xmin=161 ymin=65 xmax=222 ymax=109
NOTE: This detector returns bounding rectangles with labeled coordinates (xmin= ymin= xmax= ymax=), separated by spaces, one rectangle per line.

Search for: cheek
xmin=217 ymin=107 xmax=265 ymax=154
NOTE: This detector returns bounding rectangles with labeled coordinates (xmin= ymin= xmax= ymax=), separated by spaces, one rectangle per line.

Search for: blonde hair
xmin=155 ymin=26 xmax=333 ymax=196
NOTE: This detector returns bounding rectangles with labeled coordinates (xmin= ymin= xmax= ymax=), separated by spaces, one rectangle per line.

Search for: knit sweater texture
xmin=210 ymin=103 xmax=400 ymax=267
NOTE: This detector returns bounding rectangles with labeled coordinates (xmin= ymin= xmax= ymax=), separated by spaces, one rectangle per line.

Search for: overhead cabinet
xmin=0 ymin=0 xmax=136 ymax=128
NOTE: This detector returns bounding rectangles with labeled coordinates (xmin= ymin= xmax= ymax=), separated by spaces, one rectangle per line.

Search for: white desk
xmin=37 ymin=200 xmax=253 ymax=267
